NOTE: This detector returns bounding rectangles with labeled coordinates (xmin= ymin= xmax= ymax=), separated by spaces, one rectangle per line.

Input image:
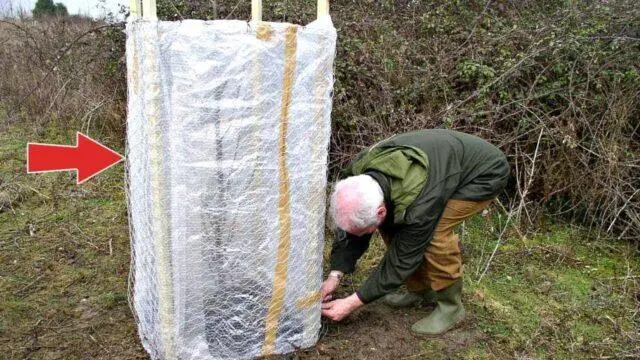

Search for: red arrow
xmin=27 ymin=132 xmax=124 ymax=184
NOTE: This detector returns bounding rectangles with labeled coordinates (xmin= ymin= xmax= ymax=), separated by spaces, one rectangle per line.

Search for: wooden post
xmin=252 ymin=0 xmax=262 ymax=22
xmin=129 ymin=0 xmax=141 ymax=17
xmin=135 ymin=0 xmax=173 ymax=357
xmin=317 ymin=0 xmax=329 ymax=18
xmin=142 ymin=0 xmax=157 ymax=19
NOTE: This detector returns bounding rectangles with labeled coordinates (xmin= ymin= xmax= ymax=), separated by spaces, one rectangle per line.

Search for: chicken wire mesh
xmin=125 ymin=15 xmax=336 ymax=360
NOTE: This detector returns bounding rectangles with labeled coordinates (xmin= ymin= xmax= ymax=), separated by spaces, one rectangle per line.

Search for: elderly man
xmin=320 ymin=129 xmax=509 ymax=335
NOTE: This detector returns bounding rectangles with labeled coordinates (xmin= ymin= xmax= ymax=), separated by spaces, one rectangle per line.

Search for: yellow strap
xmin=296 ymin=291 xmax=322 ymax=309
xmin=262 ymin=25 xmax=298 ymax=356
xmin=256 ymin=23 xmax=274 ymax=41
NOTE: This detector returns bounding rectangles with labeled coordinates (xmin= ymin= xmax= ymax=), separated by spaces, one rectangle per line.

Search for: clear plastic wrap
xmin=126 ymin=16 xmax=336 ymax=360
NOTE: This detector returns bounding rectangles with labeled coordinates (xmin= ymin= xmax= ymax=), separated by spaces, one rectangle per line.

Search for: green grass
xmin=457 ymin=219 xmax=637 ymax=358
xmin=0 ymin=123 xmax=141 ymax=359
xmin=329 ymin=210 xmax=639 ymax=359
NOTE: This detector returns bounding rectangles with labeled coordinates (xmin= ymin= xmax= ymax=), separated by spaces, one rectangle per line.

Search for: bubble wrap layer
xmin=125 ymin=16 xmax=336 ymax=360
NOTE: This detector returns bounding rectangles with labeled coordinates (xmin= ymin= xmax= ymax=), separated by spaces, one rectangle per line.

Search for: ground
xmin=1 ymin=124 xmax=638 ymax=359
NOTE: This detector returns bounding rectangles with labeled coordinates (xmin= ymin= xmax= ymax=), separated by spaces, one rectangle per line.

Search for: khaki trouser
xmin=382 ymin=198 xmax=493 ymax=292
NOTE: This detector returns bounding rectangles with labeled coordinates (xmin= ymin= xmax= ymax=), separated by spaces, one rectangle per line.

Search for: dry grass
xmin=0 ymin=16 xmax=125 ymax=138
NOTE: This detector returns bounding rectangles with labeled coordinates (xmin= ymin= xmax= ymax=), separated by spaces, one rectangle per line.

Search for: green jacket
xmin=330 ymin=129 xmax=509 ymax=303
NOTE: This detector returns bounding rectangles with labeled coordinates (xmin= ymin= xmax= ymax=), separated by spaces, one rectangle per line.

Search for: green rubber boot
xmin=411 ymin=279 xmax=465 ymax=335
xmin=382 ymin=289 xmax=437 ymax=308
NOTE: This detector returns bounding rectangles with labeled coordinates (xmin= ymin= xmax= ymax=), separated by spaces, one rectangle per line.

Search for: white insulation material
xmin=126 ymin=16 xmax=336 ymax=360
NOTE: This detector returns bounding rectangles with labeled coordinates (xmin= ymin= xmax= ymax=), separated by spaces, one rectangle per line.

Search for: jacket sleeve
xmin=354 ymin=224 xmax=434 ymax=303
xmin=356 ymin=192 xmax=445 ymax=303
xmin=329 ymin=229 xmax=373 ymax=274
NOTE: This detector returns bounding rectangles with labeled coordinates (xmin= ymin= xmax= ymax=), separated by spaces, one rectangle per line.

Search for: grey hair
xmin=329 ymin=174 xmax=384 ymax=230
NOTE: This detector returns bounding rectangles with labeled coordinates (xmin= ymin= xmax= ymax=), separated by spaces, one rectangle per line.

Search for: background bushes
xmin=1 ymin=0 xmax=638 ymax=240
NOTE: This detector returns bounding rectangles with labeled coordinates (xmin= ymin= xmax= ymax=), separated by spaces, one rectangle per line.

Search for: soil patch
xmin=291 ymin=302 xmax=486 ymax=359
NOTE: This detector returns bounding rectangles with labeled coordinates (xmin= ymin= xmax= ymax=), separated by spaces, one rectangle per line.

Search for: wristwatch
xmin=328 ymin=270 xmax=343 ymax=281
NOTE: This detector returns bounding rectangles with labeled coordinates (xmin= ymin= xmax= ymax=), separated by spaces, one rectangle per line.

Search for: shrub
xmin=32 ymin=0 xmax=68 ymax=17
xmin=0 ymin=16 xmax=126 ymax=136
xmin=1 ymin=0 xmax=638 ymax=240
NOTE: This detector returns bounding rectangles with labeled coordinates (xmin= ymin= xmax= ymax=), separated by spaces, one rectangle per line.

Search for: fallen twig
xmin=13 ymin=275 xmax=44 ymax=296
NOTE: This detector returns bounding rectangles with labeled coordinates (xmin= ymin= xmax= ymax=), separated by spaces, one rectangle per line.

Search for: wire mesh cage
xmin=125 ymin=1 xmax=336 ymax=359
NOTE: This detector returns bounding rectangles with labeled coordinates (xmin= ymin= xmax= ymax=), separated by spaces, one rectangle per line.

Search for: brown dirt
xmin=289 ymin=302 xmax=487 ymax=360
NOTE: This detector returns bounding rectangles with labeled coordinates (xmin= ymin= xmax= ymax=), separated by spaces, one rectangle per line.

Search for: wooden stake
xmin=317 ymin=0 xmax=329 ymax=18
xmin=252 ymin=0 xmax=262 ymax=22
xmin=142 ymin=0 xmax=157 ymax=19
xmin=129 ymin=0 xmax=140 ymax=17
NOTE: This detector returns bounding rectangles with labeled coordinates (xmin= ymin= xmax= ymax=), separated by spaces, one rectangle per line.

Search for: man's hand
xmin=320 ymin=271 xmax=342 ymax=302
xmin=321 ymin=293 xmax=364 ymax=321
